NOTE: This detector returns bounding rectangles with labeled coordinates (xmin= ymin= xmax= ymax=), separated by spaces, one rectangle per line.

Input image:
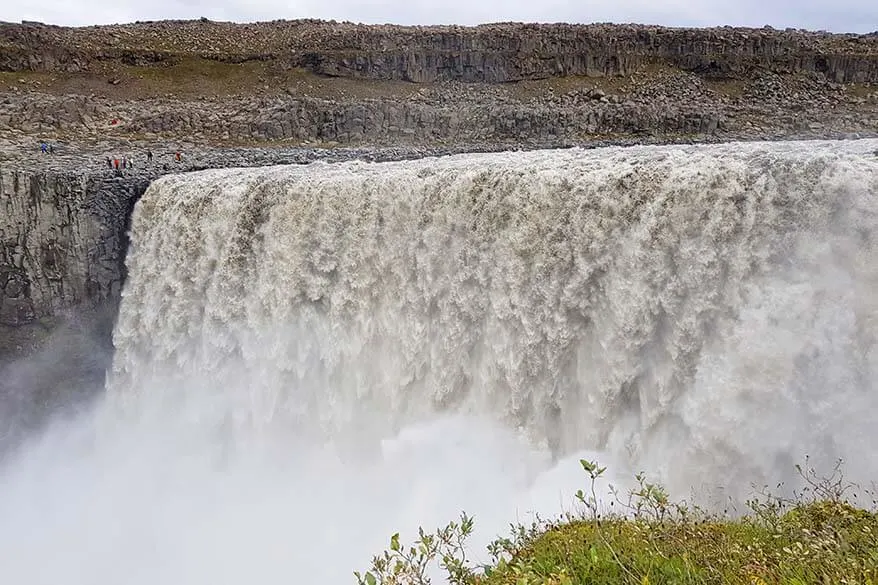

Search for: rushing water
xmin=2 ymin=140 xmax=878 ymax=584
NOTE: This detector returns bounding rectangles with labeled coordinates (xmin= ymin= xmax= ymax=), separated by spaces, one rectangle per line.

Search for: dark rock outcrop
xmin=0 ymin=169 xmax=147 ymax=327
xmin=0 ymin=90 xmax=731 ymax=145
xmin=298 ymin=25 xmax=878 ymax=84
xmin=0 ymin=169 xmax=146 ymax=452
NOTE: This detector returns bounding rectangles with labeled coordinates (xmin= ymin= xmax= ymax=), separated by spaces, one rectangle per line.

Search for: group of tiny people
xmin=38 ymin=141 xmax=184 ymax=174
xmin=107 ymin=150 xmax=182 ymax=172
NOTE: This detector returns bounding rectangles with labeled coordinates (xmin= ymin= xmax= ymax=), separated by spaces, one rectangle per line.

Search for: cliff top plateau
xmin=2 ymin=19 xmax=878 ymax=83
xmin=2 ymin=19 xmax=878 ymax=70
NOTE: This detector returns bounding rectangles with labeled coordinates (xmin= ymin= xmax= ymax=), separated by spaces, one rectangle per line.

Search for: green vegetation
xmin=356 ymin=458 xmax=878 ymax=585
xmin=0 ymin=56 xmax=421 ymax=101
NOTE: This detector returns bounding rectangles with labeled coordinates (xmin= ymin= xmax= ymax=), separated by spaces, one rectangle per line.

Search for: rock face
xmin=0 ymin=168 xmax=146 ymax=451
xmin=0 ymin=170 xmax=145 ymax=327
xmin=297 ymin=25 xmax=878 ymax=84
xmin=2 ymin=21 xmax=878 ymax=84
xmin=0 ymin=90 xmax=729 ymax=145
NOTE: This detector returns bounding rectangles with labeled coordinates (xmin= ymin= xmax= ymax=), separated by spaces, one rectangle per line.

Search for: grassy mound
xmin=356 ymin=460 xmax=878 ymax=585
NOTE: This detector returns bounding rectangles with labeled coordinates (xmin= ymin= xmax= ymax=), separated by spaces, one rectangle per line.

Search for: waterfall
xmin=110 ymin=139 xmax=878 ymax=490
xmin=1 ymin=139 xmax=877 ymax=584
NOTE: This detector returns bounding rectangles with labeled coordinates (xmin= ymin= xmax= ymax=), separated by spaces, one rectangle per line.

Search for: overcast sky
xmin=2 ymin=0 xmax=876 ymax=33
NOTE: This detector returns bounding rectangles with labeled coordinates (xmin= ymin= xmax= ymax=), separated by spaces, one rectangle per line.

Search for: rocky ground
xmin=2 ymin=65 xmax=877 ymax=143
xmin=1 ymin=19 xmax=877 ymax=166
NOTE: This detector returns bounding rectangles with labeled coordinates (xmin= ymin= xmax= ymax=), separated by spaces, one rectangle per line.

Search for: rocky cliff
xmin=0 ymin=88 xmax=729 ymax=146
xmin=2 ymin=20 xmax=877 ymax=147
xmin=0 ymin=168 xmax=146 ymax=450
xmin=2 ymin=20 xmax=878 ymax=83
xmin=0 ymin=170 xmax=145 ymax=328
xmin=295 ymin=24 xmax=878 ymax=84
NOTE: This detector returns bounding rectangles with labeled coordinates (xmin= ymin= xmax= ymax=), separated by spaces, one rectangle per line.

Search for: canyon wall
xmin=0 ymin=169 xmax=146 ymax=328
xmin=296 ymin=25 xmax=878 ymax=84
xmin=0 ymin=91 xmax=726 ymax=146
xmin=2 ymin=21 xmax=878 ymax=84
xmin=0 ymin=169 xmax=146 ymax=449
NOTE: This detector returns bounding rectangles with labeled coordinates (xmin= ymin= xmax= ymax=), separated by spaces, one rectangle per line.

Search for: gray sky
xmin=2 ymin=0 xmax=876 ymax=33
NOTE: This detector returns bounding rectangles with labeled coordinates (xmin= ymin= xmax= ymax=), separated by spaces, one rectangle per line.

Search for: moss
xmin=477 ymin=505 xmax=878 ymax=585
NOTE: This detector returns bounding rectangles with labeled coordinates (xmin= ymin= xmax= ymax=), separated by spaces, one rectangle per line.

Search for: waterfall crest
xmin=109 ymin=139 xmax=878 ymax=492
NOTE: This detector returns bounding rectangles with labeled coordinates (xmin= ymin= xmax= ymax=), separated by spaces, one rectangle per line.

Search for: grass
xmin=356 ymin=459 xmax=878 ymax=585
xmin=846 ymin=83 xmax=878 ymax=98
xmin=704 ymin=79 xmax=748 ymax=99
xmin=482 ymin=501 xmax=878 ymax=584
xmin=0 ymin=56 xmax=421 ymax=101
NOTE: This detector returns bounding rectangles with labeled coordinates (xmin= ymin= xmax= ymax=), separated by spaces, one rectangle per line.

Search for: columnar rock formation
xmin=3 ymin=21 xmax=878 ymax=83
xmin=1 ymin=90 xmax=728 ymax=145
xmin=0 ymin=171 xmax=146 ymax=328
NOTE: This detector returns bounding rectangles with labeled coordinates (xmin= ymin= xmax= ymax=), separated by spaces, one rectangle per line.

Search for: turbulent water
xmin=2 ymin=139 xmax=878 ymax=583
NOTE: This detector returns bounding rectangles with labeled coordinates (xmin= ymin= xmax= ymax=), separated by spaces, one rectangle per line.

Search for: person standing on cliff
xmin=147 ymin=150 xmax=153 ymax=163
xmin=106 ymin=157 xmax=112 ymax=169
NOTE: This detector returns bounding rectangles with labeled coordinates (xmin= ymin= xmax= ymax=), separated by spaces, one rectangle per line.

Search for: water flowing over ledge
xmin=110 ymin=139 xmax=878 ymax=494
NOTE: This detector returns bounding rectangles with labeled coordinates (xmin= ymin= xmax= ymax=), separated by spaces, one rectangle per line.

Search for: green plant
xmin=354 ymin=513 xmax=477 ymax=585
xmin=574 ymin=459 xmax=606 ymax=520
xmin=356 ymin=458 xmax=878 ymax=585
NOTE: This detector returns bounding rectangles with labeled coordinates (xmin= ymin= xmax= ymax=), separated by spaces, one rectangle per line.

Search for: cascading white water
xmin=1 ymin=140 xmax=878 ymax=584
xmin=110 ymin=138 xmax=878 ymax=486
